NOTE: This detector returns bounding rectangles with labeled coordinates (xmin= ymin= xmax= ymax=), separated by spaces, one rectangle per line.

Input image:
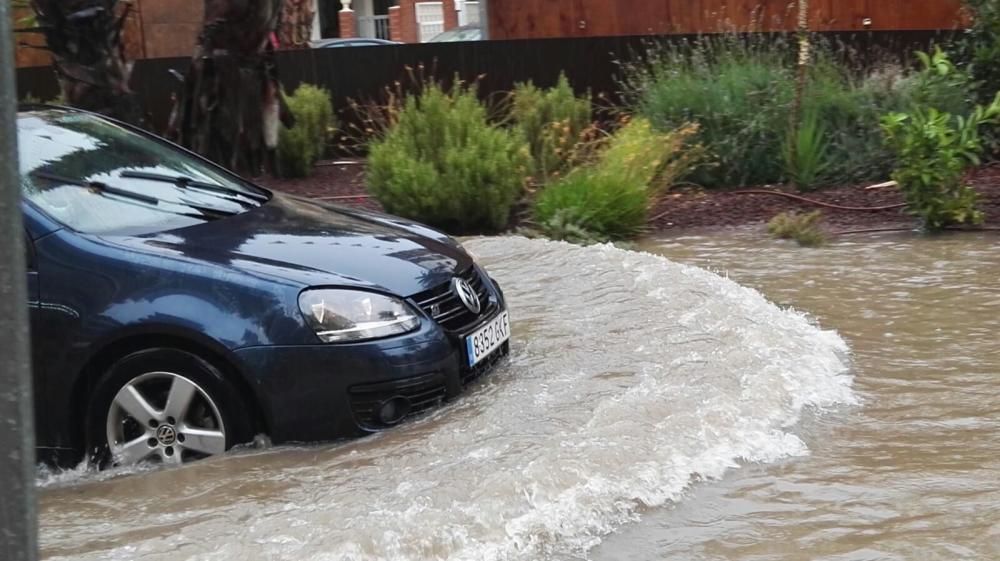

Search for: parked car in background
xmin=309 ymin=38 xmax=400 ymax=48
xmin=428 ymin=25 xmax=482 ymax=42
xmin=18 ymin=106 xmax=511 ymax=469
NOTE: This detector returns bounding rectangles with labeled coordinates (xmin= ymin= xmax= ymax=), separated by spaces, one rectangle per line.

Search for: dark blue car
xmin=17 ymin=107 xmax=511 ymax=468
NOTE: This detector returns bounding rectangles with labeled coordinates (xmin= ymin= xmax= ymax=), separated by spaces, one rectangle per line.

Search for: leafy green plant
xmin=784 ymin=109 xmax=831 ymax=191
xmin=510 ymin=73 xmax=593 ymax=180
xmin=880 ymin=48 xmax=998 ymax=232
xmin=882 ymin=98 xmax=1000 ymax=231
xmin=277 ymin=84 xmax=336 ymax=178
xmin=367 ymin=81 xmax=530 ymax=233
xmin=767 ymin=210 xmax=826 ymax=247
xmin=533 ymin=118 xmax=702 ymax=242
xmin=19 ymin=92 xmax=67 ymax=106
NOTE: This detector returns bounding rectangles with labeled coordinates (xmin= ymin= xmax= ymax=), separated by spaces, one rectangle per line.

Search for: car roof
xmin=310 ymin=38 xmax=399 ymax=48
xmin=428 ymin=26 xmax=482 ymax=42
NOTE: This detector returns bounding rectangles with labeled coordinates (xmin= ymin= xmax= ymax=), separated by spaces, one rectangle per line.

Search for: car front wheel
xmin=87 ymin=348 xmax=253 ymax=468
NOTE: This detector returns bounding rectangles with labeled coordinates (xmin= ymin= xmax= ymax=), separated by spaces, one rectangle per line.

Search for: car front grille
xmin=348 ymin=373 xmax=447 ymax=430
xmin=413 ymin=266 xmax=499 ymax=333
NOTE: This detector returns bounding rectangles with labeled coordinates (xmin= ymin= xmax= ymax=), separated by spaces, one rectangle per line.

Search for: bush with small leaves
xmin=510 ymin=74 xmax=593 ymax=181
xmin=277 ymin=84 xmax=336 ymax=178
xmin=367 ymin=82 xmax=530 ymax=233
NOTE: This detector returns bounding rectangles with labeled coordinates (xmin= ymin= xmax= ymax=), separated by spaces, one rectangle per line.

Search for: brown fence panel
xmin=489 ymin=0 xmax=966 ymax=39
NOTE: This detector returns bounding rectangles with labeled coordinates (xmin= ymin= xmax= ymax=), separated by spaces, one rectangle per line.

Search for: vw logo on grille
xmin=156 ymin=424 xmax=177 ymax=446
xmin=451 ymin=277 xmax=481 ymax=314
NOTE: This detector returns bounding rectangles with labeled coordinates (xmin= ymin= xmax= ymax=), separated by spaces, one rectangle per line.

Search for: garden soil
xmin=260 ymin=160 xmax=1000 ymax=235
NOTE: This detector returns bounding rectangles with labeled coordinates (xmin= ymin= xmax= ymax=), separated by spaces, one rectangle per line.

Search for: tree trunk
xmin=28 ymin=0 xmax=142 ymax=125
xmin=173 ymin=0 xmax=289 ymax=176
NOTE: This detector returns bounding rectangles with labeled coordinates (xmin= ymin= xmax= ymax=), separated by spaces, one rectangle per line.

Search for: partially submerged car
xmin=18 ymin=107 xmax=510 ymax=468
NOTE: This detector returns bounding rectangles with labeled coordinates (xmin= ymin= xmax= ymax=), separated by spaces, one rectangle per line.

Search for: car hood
xmin=100 ymin=194 xmax=470 ymax=296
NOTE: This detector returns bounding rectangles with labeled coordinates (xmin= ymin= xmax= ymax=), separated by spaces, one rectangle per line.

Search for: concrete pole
xmin=478 ymin=0 xmax=488 ymax=39
xmin=0 ymin=2 xmax=39 ymax=561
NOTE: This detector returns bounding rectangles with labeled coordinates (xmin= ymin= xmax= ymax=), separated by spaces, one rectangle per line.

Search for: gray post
xmin=478 ymin=0 xmax=489 ymax=39
xmin=0 ymin=2 xmax=39 ymax=561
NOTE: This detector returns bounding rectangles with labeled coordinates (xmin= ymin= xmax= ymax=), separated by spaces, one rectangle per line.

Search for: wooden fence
xmin=487 ymin=0 xmax=969 ymax=40
xmin=16 ymin=31 xmax=956 ymax=134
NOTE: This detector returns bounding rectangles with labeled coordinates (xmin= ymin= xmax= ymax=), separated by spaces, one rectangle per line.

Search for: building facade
xmin=13 ymin=0 xmax=480 ymax=68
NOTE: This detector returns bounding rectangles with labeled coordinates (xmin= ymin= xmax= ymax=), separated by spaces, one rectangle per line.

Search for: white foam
xmin=41 ymin=237 xmax=854 ymax=561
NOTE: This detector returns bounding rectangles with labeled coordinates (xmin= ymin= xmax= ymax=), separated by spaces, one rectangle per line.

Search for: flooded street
xmin=593 ymin=231 xmax=1000 ymax=561
xmin=37 ymin=232 xmax=998 ymax=560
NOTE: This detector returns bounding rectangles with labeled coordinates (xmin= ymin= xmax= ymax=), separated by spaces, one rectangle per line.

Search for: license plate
xmin=465 ymin=310 xmax=510 ymax=367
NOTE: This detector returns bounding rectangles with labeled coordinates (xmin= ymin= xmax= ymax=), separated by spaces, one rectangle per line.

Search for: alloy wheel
xmin=105 ymin=371 xmax=227 ymax=467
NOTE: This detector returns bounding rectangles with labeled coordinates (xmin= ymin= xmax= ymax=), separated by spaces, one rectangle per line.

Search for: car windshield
xmin=17 ymin=109 xmax=270 ymax=235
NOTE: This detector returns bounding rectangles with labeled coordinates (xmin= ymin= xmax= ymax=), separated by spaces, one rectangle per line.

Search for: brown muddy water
xmin=37 ymin=232 xmax=998 ymax=561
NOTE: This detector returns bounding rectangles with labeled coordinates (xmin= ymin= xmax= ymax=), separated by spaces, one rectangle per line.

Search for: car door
xmin=23 ymin=230 xmax=49 ymax=451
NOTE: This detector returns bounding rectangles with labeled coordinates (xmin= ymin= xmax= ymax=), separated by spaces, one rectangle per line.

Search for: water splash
xmin=41 ymin=237 xmax=854 ymax=561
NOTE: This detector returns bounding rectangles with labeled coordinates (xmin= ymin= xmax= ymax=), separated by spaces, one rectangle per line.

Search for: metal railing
xmin=358 ymin=15 xmax=391 ymax=40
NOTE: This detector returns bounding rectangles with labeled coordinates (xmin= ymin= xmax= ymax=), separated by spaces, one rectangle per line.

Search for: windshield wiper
xmin=119 ymin=170 xmax=269 ymax=203
xmin=31 ymin=171 xmax=238 ymax=219
xmin=33 ymin=171 xmax=160 ymax=205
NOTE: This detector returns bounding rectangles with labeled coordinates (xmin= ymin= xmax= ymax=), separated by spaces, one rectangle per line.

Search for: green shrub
xmin=367 ymin=82 xmax=529 ymax=233
xmin=783 ymin=109 xmax=831 ymax=190
xmin=533 ymin=172 xmax=650 ymax=241
xmin=622 ymin=36 xmax=972 ymax=189
xmin=768 ymin=211 xmax=826 ymax=247
xmin=882 ymin=94 xmax=1000 ymax=232
xmin=533 ymin=119 xmax=701 ymax=242
xmin=510 ymin=73 xmax=593 ymax=180
xmin=625 ymin=36 xmax=793 ymax=187
xmin=277 ymin=84 xmax=335 ymax=178
xmin=20 ymin=92 xmax=67 ymax=105
xmin=960 ymin=0 xmax=1000 ymax=107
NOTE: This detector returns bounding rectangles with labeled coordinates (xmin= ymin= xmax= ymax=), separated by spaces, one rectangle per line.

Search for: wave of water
xmin=41 ymin=237 xmax=855 ymax=561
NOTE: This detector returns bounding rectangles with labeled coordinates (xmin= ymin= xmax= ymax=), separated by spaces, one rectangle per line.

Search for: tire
xmin=86 ymin=348 xmax=254 ymax=469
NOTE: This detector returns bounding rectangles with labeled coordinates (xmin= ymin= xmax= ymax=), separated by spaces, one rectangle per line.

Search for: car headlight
xmin=299 ymin=289 xmax=420 ymax=343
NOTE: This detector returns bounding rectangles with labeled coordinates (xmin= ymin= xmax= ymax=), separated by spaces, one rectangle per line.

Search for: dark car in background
xmin=18 ymin=107 xmax=510 ymax=468
xmin=309 ymin=38 xmax=401 ymax=48
xmin=428 ymin=25 xmax=482 ymax=42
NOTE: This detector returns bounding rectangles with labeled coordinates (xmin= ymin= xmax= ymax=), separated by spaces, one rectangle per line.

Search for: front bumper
xmin=233 ymin=309 xmax=509 ymax=444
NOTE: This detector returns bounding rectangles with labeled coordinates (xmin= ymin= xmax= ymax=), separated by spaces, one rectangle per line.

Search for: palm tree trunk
xmin=173 ymin=0 xmax=290 ymax=176
xmin=27 ymin=0 xmax=142 ymax=124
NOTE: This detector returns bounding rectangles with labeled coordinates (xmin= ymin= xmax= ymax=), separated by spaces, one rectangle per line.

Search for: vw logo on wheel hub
xmin=451 ymin=277 xmax=481 ymax=314
xmin=156 ymin=424 xmax=178 ymax=446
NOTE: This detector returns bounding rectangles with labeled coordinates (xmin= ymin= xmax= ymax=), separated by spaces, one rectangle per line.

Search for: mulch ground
xmin=256 ymin=159 xmax=382 ymax=213
xmin=259 ymin=159 xmax=1000 ymax=234
xmin=650 ymin=166 xmax=1000 ymax=233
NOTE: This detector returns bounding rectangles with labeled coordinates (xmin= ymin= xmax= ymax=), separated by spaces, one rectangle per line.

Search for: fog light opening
xmin=377 ymin=396 xmax=412 ymax=426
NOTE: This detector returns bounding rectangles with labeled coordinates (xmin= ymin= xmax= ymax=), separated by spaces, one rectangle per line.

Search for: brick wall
xmin=138 ymin=0 xmax=203 ymax=59
xmin=394 ymin=0 xmax=420 ymax=43
xmin=442 ymin=0 xmax=459 ymax=30
xmin=13 ymin=7 xmax=50 ymax=68
xmin=14 ymin=0 xmax=201 ymax=68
